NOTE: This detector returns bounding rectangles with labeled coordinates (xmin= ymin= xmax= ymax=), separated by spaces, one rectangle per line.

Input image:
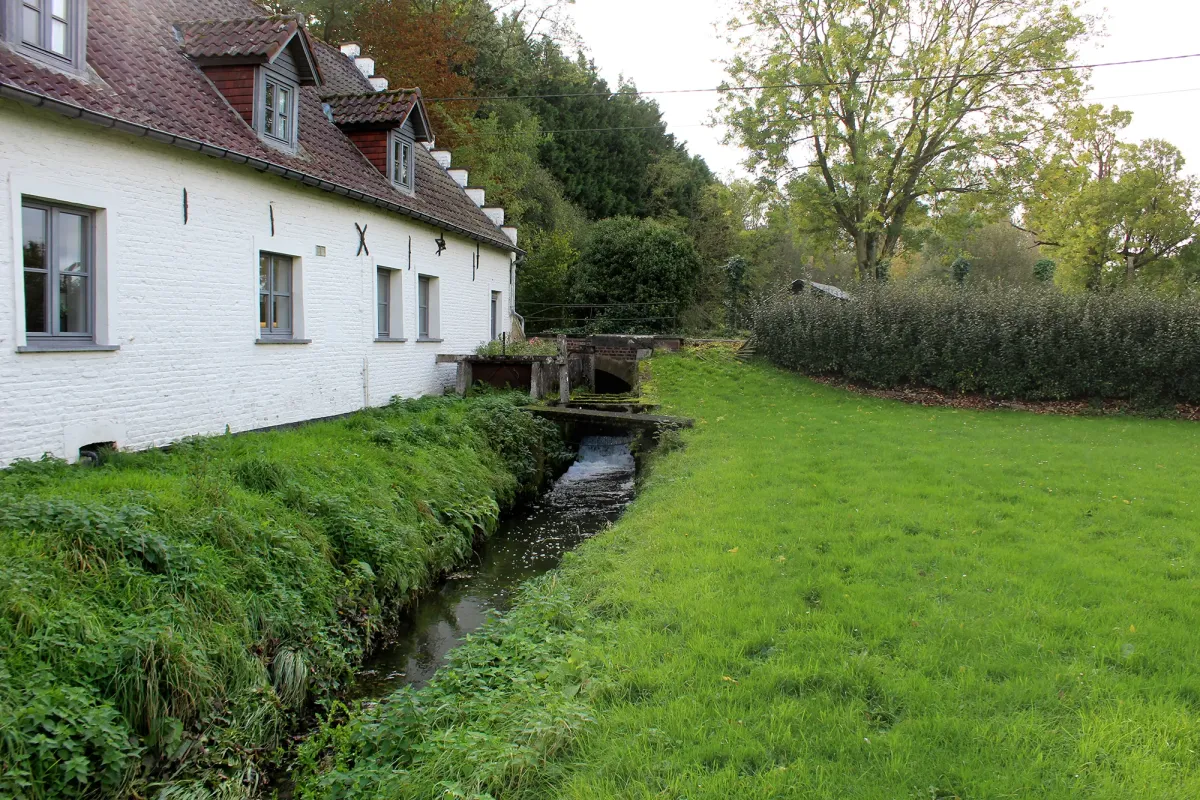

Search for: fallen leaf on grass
xmin=722 ymin=676 xmax=739 ymax=684
xmin=728 ymin=547 xmax=739 ymax=554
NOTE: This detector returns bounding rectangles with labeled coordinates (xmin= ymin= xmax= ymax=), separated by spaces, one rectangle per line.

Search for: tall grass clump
xmin=295 ymin=575 xmax=605 ymax=800
xmin=753 ymin=282 xmax=1200 ymax=402
xmin=0 ymin=392 xmax=570 ymax=799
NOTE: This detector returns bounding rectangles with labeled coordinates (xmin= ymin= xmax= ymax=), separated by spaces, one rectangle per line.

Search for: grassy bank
xmin=0 ymin=393 xmax=568 ymax=799
xmin=300 ymin=346 xmax=1200 ymax=798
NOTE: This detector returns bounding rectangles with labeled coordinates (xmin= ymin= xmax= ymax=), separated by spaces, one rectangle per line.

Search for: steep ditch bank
xmin=351 ymin=434 xmax=637 ymax=699
xmin=0 ymin=393 xmax=569 ymax=800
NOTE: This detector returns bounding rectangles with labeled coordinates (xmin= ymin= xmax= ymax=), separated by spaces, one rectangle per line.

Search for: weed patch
xmin=0 ymin=392 xmax=569 ymax=799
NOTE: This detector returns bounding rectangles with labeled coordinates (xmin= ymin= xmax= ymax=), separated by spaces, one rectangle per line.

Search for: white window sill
xmin=18 ymin=342 xmax=120 ymax=353
xmin=416 ymin=337 xmax=443 ymax=343
xmin=256 ymin=338 xmax=311 ymax=345
xmin=375 ymin=337 xmax=408 ymax=343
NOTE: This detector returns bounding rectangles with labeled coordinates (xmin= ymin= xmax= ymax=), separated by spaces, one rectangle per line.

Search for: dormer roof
xmin=177 ymin=15 xmax=322 ymax=85
xmin=324 ymin=89 xmax=433 ymax=140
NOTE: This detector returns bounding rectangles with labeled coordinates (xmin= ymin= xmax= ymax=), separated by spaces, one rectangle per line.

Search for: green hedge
xmin=753 ymin=283 xmax=1200 ymax=402
xmin=0 ymin=394 xmax=569 ymax=800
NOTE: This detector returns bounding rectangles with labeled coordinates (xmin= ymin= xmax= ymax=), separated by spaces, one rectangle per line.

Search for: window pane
xmin=377 ymin=271 xmax=388 ymax=335
xmin=51 ymin=19 xmax=67 ymax=55
xmin=259 ymin=254 xmax=269 ymax=291
xmin=418 ymin=278 xmax=429 ymax=336
xmin=401 ymin=143 xmax=410 ymax=185
xmin=393 ymin=141 xmax=403 ymax=183
xmin=24 ymin=271 xmax=47 ymax=334
xmin=57 ymin=212 xmax=86 ymax=274
xmin=272 ymin=294 xmax=291 ymax=333
xmin=51 ymin=0 xmax=65 ymax=19
xmin=264 ymin=83 xmax=275 ymax=135
xmin=276 ymin=88 xmax=290 ymax=140
xmin=22 ymin=5 xmax=40 ymax=46
xmin=272 ymin=257 xmax=291 ymax=293
xmin=59 ymin=274 xmax=88 ymax=334
xmin=22 ymin=206 xmax=47 ymax=270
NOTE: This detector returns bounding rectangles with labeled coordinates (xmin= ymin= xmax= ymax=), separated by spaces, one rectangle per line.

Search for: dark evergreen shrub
xmin=1034 ymin=258 xmax=1057 ymax=282
xmin=570 ymin=216 xmax=702 ymax=333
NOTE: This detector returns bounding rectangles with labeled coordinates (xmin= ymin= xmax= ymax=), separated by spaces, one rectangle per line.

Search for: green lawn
xmin=564 ymin=348 xmax=1200 ymax=798
xmin=302 ymin=348 xmax=1200 ymax=799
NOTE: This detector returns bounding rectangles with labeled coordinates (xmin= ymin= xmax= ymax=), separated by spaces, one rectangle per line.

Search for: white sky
xmin=567 ymin=0 xmax=1200 ymax=179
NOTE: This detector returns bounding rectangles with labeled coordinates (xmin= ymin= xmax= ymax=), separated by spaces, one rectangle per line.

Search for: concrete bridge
xmin=439 ymin=335 xmax=686 ymax=398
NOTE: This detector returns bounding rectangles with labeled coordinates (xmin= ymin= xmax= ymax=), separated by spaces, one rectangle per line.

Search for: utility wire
xmin=445 ymin=83 xmax=1200 ymax=139
xmin=425 ymin=52 xmax=1200 ymax=102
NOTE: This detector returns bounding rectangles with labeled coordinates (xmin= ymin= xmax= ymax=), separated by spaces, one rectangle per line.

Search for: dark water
xmin=350 ymin=434 xmax=637 ymax=698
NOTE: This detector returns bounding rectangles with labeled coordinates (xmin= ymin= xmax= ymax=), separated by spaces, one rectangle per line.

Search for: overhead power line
xmin=446 ymin=85 xmax=1200 ymax=140
xmin=446 ymin=83 xmax=1200 ymax=139
xmin=424 ymin=52 xmax=1200 ymax=103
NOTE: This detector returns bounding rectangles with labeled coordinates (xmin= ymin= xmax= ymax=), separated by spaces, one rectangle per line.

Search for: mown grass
xmin=300 ymin=346 xmax=1200 ymax=799
xmin=0 ymin=393 xmax=568 ymax=800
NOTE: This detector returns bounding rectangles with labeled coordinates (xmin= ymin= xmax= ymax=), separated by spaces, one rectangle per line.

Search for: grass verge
xmin=299 ymin=345 xmax=1200 ymax=799
xmin=0 ymin=393 xmax=569 ymax=799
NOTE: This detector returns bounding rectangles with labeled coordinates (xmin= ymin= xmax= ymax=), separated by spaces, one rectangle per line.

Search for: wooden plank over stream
xmin=524 ymin=405 xmax=694 ymax=429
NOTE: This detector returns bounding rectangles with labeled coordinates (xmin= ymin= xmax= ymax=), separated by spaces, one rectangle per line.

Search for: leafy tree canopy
xmin=723 ymin=0 xmax=1088 ymax=279
xmin=1024 ymin=104 xmax=1200 ymax=290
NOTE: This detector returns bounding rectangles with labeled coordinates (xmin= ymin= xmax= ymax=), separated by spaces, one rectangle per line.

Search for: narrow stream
xmin=350 ymin=434 xmax=637 ymax=699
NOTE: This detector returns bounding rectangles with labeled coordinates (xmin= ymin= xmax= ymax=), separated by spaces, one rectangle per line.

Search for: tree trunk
xmin=855 ymin=231 xmax=881 ymax=279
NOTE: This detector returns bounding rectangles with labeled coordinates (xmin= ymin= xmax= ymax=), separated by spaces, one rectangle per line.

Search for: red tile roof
xmin=0 ymin=0 xmax=516 ymax=252
xmin=326 ymin=90 xmax=420 ymax=127
xmin=177 ymin=15 xmax=301 ymax=62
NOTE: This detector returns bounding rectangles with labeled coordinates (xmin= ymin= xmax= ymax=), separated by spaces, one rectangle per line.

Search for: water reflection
xmin=351 ymin=435 xmax=636 ymax=697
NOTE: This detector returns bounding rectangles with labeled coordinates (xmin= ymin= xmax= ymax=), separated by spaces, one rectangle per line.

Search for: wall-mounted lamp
xmin=435 ymin=233 xmax=447 ymax=256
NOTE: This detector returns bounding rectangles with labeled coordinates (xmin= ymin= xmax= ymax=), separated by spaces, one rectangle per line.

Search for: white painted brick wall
xmin=0 ymin=100 xmax=516 ymax=465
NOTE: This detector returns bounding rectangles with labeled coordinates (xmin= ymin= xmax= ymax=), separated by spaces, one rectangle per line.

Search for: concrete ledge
xmin=525 ymin=405 xmax=693 ymax=429
xmin=17 ymin=343 xmax=121 ymax=353
xmin=255 ymin=338 xmax=312 ymax=345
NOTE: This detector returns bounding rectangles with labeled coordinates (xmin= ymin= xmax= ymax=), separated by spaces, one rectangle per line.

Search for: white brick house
xmin=0 ymin=2 xmax=522 ymax=465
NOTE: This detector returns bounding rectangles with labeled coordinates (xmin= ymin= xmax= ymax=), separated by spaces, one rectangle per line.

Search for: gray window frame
xmin=259 ymin=252 xmax=294 ymax=339
xmin=2 ymin=0 xmax=87 ymax=73
xmin=377 ymin=267 xmax=390 ymax=338
xmin=418 ymin=275 xmax=430 ymax=338
xmin=388 ymin=130 xmax=415 ymax=193
xmin=21 ymin=198 xmax=94 ymax=344
xmin=255 ymin=67 xmax=299 ymax=152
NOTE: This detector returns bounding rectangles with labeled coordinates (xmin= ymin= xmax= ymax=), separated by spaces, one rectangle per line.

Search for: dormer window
xmin=263 ymin=76 xmax=294 ymax=145
xmin=323 ymin=89 xmax=433 ymax=191
xmin=177 ymin=15 xmax=321 ymax=152
xmin=4 ymin=0 xmax=87 ymax=72
xmin=390 ymin=131 xmax=414 ymax=192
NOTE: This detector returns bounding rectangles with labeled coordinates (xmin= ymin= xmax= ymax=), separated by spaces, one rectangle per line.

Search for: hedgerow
xmin=753 ymin=283 xmax=1200 ymax=402
xmin=0 ymin=393 xmax=570 ymax=799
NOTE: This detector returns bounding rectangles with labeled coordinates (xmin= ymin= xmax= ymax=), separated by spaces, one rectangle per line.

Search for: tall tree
xmin=723 ymin=0 xmax=1087 ymax=279
xmin=1024 ymin=104 xmax=1200 ymax=289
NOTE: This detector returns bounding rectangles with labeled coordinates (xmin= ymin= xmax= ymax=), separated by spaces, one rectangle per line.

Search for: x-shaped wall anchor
xmin=355 ymin=223 xmax=370 ymax=257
